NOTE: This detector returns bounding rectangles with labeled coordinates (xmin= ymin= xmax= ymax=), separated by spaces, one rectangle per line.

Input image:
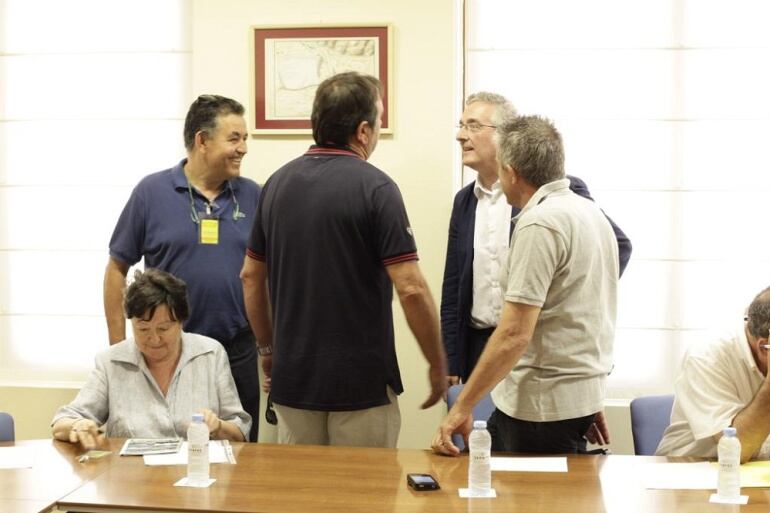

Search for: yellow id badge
xmin=199 ymin=218 xmax=219 ymax=244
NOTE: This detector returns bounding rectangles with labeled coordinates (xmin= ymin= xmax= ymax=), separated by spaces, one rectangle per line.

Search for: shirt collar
xmin=473 ymin=179 xmax=503 ymax=200
xmin=513 ymin=178 xmax=570 ymax=221
xmin=171 ymin=158 xmax=240 ymax=192
xmin=305 ymin=145 xmax=363 ymax=160
xmin=171 ymin=159 xmax=189 ymax=190
xmin=109 ymin=332 xmax=213 ymax=370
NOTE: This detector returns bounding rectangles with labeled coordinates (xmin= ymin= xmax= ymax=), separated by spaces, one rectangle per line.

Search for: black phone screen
xmin=407 ymin=473 xmax=440 ymax=490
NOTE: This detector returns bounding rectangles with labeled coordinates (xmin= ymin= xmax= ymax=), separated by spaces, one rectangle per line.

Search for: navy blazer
xmin=439 ymin=175 xmax=632 ymax=377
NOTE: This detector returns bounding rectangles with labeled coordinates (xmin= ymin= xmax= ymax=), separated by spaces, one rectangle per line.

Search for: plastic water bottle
xmin=187 ymin=413 xmax=209 ymax=484
xmin=717 ymin=427 xmax=741 ymax=499
xmin=468 ymin=420 xmax=492 ymax=493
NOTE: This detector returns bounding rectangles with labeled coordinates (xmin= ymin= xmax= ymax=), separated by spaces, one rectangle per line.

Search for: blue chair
xmin=447 ymin=384 xmax=496 ymax=451
xmin=0 ymin=412 xmax=15 ymax=442
xmin=629 ymin=395 xmax=674 ymax=455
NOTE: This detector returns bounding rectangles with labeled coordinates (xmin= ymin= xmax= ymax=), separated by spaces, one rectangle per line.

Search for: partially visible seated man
xmin=52 ymin=268 xmax=251 ymax=449
xmin=657 ymin=285 xmax=770 ymax=462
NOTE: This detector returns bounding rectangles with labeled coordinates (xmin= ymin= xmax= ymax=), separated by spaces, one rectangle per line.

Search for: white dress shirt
xmin=656 ymin=322 xmax=770 ymax=459
xmin=470 ymin=179 xmax=511 ymax=329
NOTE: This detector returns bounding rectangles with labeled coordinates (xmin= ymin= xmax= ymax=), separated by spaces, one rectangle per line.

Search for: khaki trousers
xmin=274 ymin=387 xmax=400 ymax=448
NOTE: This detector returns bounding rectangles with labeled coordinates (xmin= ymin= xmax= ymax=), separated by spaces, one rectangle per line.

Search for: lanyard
xmin=187 ymin=180 xmax=241 ymax=224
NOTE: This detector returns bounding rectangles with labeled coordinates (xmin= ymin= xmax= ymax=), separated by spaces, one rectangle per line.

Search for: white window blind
xmin=465 ymin=0 xmax=770 ymax=397
xmin=0 ymin=0 xmax=192 ymax=385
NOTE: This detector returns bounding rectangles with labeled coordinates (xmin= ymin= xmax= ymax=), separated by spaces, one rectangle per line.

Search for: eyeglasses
xmin=457 ymin=121 xmax=497 ymax=133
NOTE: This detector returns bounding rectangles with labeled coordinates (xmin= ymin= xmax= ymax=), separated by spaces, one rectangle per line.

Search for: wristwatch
xmin=257 ymin=345 xmax=273 ymax=356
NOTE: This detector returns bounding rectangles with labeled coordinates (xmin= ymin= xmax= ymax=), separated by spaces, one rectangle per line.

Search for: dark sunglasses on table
xmin=265 ymin=393 xmax=277 ymax=425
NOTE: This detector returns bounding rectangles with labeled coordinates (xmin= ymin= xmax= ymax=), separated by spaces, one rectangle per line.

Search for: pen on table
xmin=76 ymin=426 xmax=108 ymax=463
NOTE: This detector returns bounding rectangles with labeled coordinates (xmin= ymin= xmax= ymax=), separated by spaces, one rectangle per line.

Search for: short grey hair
xmin=747 ymin=285 xmax=770 ymax=339
xmin=466 ymin=92 xmax=518 ymax=126
xmin=495 ymin=115 xmax=565 ymax=188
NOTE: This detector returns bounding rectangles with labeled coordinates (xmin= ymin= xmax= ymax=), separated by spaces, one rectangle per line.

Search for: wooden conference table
xmin=4 ymin=438 xmax=770 ymax=512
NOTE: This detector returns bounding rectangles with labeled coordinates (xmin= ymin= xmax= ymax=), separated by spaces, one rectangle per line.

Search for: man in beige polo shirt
xmin=432 ymin=116 xmax=618 ymax=455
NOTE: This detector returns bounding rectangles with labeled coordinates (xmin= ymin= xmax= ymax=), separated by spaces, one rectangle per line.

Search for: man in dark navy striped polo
xmin=241 ymin=72 xmax=447 ymax=448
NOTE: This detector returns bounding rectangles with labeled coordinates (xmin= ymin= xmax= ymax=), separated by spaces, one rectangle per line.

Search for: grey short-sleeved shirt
xmin=491 ymin=179 xmax=619 ymax=422
xmin=52 ymin=333 xmax=252 ymax=440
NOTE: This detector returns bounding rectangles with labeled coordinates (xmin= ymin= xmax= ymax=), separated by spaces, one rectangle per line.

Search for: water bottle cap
xmin=723 ymin=427 xmax=737 ymax=437
xmin=473 ymin=420 xmax=487 ymax=429
xmin=192 ymin=413 xmax=204 ymax=423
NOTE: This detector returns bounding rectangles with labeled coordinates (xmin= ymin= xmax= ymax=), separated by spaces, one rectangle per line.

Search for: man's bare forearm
xmin=388 ymin=262 xmax=445 ymax=370
xmin=453 ymin=302 xmax=540 ymax=415
xmin=400 ymin=291 xmax=446 ymax=371
xmin=240 ymin=257 xmax=273 ymax=348
xmin=387 ymin=260 xmax=447 ymax=408
xmin=730 ymin=379 xmax=770 ymax=462
xmin=103 ymin=258 xmax=129 ymax=345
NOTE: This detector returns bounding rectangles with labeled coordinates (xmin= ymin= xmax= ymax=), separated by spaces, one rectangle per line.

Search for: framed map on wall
xmin=251 ymin=25 xmax=393 ymax=134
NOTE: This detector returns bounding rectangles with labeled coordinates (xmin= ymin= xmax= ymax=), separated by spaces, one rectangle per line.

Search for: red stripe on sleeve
xmin=246 ymin=248 xmax=266 ymax=261
xmin=382 ymin=252 xmax=419 ymax=266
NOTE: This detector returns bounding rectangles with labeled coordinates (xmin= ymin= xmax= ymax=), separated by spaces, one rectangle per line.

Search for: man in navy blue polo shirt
xmin=104 ymin=95 xmax=261 ymax=442
xmin=240 ymin=72 xmax=447 ymax=448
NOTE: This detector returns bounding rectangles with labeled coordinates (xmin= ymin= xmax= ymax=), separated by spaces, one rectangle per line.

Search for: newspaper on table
xmin=144 ymin=440 xmax=237 ymax=466
xmin=119 ymin=437 xmax=183 ymax=456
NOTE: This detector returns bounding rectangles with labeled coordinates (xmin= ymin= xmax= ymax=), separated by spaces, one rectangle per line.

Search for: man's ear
xmin=355 ymin=120 xmax=370 ymax=146
xmin=194 ymin=130 xmax=209 ymax=151
xmin=501 ymin=163 xmax=517 ymax=184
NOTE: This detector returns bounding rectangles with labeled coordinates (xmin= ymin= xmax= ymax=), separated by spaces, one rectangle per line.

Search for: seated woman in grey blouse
xmin=52 ymin=268 xmax=252 ymax=449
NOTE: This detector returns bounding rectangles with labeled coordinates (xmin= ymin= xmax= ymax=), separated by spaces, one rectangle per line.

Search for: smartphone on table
xmin=407 ymin=473 xmax=440 ymax=491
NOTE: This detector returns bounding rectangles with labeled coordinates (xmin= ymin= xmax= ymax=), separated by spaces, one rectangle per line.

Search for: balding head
xmin=747 ymin=285 xmax=770 ymax=339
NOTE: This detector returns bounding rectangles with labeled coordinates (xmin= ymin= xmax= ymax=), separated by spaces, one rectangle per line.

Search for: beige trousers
xmin=274 ymin=387 xmax=400 ymax=448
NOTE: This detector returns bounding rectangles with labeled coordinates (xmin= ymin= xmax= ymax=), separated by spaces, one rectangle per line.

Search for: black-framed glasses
xmin=456 ymin=121 xmax=497 ymax=133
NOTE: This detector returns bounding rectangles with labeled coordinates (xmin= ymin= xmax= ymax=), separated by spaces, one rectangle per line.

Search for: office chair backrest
xmin=0 ymin=411 xmax=15 ymax=442
xmin=629 ymin=395 xmax=674 ymax=455
xmin=446 ymin=384 xmax=496 ymax=451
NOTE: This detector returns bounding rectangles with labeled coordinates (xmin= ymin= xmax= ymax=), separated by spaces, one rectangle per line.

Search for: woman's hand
xmin=197 ymin=408 xmax=246 ymax=442
xmin=199 ymin=408 xmax=222 ymax=438
xmin=68 ymin=418 xmax=104 ymax=450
